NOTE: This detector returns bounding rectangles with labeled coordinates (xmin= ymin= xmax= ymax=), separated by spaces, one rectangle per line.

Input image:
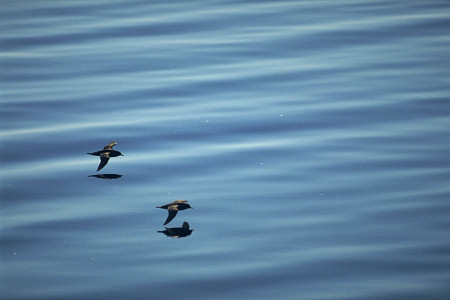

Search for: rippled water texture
xmin=1 ymin=1 xmax=449 ymax=299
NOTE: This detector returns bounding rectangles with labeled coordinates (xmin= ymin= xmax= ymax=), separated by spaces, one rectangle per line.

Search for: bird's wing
xmin=97 ymin=152 xmax=110 ymax=171
xmin=164 ymin=206 xmax=179 ymax=225
xmin=103 ymin=141 xmax=117 ymax=150
xmin=171 ymin=200 xmax=188 ymax=204
xmin=158 ymin=200 xmax=187 ymax=209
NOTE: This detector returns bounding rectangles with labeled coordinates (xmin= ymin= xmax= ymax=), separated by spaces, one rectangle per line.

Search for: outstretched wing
xmin=158 ymin=200 xmax=188 ymax=209
xmin=97 ymin=152 xmax=110 ymax=171
xmin=164 ymin=206 xmax=179 ymax=225
xmin=103 ymin=141 xmax=117 ymax=150
xmin=171 ymin=200 xmax=188 ymax=205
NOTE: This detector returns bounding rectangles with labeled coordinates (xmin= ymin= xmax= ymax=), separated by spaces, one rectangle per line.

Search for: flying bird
xmin=157 ymin=200 xmax=192 ymax=225
xmin=87 ymin=141 xmax=123 ymax=171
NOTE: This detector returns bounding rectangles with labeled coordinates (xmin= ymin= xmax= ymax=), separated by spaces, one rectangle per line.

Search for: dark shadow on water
xmin=88 ymin=174 xmax=123 ymax=180
xmin=158 ymin=221 xmax=193 ymax=238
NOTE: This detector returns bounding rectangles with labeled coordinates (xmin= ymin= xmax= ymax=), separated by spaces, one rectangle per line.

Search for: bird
xmin=157 ymin=200 xmax=192 ymax=225
xmin=158 ymin=221 xmax=193 ymax=238
xmin=87 ymin=141 xmax=123 ymax=171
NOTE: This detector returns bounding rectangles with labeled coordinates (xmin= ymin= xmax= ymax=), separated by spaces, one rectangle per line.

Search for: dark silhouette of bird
xmin=158 ymin=221 xmax=193 ymax=238
xmin=88 ymin=174 xmax=123 ymax=180
xmin=87 ymin=141 xmax=123 ymax=171
xmin=157 ymin=200 xmax=192 ymax=225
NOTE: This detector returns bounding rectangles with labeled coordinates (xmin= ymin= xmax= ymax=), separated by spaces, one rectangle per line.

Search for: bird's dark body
xmin=157 ymin=202 xmax=191 ymax=210
xmin=87 ymin=149 xmax=123 ymax=157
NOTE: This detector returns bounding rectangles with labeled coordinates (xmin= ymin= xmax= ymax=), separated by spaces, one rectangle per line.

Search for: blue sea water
xmin=1 ymin=1 xmax=449 ymax=299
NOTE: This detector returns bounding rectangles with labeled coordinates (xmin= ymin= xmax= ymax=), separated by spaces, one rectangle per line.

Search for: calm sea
xmin=1 ymin=1 xmax=449 ymax=299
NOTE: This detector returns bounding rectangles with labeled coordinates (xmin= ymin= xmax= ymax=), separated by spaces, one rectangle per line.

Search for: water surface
xmin=1 ymin=1 xmax=449 ymax=299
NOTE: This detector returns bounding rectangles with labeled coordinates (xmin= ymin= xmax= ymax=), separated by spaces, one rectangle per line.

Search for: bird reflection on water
xmin=158 ymin=222 xmax=193 ymax=238
xmin=88 ymin=174 xmax=123 ymax=180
